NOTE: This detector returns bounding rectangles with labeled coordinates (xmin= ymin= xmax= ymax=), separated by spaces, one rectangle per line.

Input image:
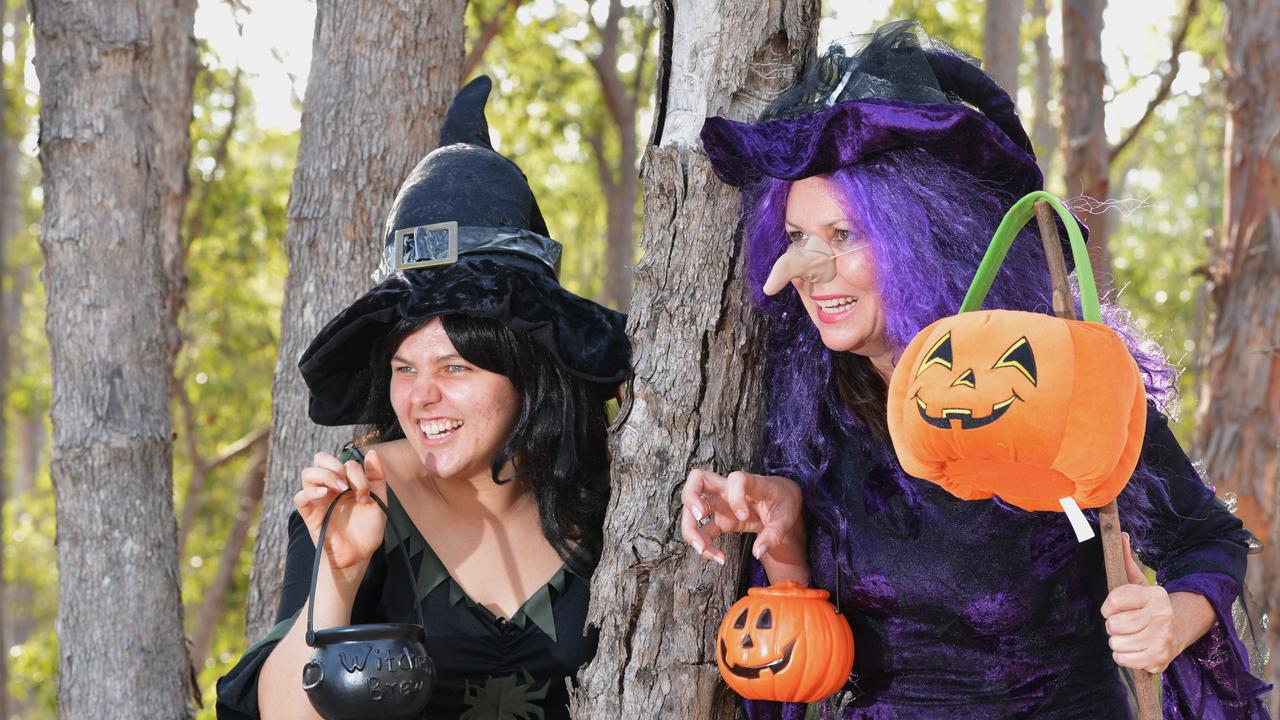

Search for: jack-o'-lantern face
xmin=715 ymin=582 xmax=854 ymax=703
xmin=911 ymin=331 xmax=1039 ymax=430
xmin=886 ymin=309 xmax=1148 ymax=512
xmin=720 ymin=605 xmax=795 ymax=679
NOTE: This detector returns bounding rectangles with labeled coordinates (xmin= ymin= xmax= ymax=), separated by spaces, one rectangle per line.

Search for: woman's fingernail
xmin=735 ymin=509 xmax=748 ymax=521
xmin=752 ymin=544 xmax=763 ymax=559
xmin=712 ymin=554 xmax=725 ymax=566
xmin=691 ymin=540 xmax=704 ymax=556
xmin=338 ymin=481 xmax=349 ymax=491
xmin=691 ymin=505 xmax=704 ymax=523
xmin=313 ymin=487 xmax=327 ymax=496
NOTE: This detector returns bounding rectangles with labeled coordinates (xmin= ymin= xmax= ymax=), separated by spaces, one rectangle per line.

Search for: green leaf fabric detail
xmin=460 ymin=670 xmax=549 ymax=720
xmin=337 ymin=448 xmax=596 ymax=643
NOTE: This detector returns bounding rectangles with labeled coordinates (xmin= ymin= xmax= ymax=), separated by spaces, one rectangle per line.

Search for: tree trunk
xmin=1030 ymin=0 xmax=1057 ymax=183
xmin=0 ymin=2 xmax=15 ymax=713
xmin=572 ymin=1 xmax=818 ymax=717
xmin=587 ymin=0 xmax=644 ymax=311
xmin=1195 ymin=0 xmax=1280 ymax=706
xmin=462 ymin=0 xmax=525 ymax=78
xmin=31 ymin=0 xmax=197 ymax=715
xmin=603 ymin=136 xmax=637 ymax=311
xmin=245 ymin=0 xmax=467 ymax=643
xmin=982 ymin=0 xmax=1021 ymax=97
xmin=1061 ymin=0 xmax=1112 ymax=296
xmin=18 ymin=367 xmax=43 ymax=496
xmin=190 ymin=439 xmax=268 ymax=670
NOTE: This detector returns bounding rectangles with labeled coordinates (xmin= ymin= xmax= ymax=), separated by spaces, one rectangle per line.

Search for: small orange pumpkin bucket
xmin=715 ymin=581 xmax=854 ymax=703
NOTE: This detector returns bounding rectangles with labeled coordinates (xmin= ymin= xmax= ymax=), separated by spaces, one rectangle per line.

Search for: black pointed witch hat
xmin=299 ymin=76 xmax=630 ymax=426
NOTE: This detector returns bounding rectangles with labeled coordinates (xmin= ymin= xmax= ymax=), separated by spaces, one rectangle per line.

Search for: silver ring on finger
xmin=697 ymin=511 xmax=715 ymax=529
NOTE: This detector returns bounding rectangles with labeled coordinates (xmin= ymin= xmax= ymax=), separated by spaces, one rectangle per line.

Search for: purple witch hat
xmin=701 ymin=21 xmax=1043 ymax=202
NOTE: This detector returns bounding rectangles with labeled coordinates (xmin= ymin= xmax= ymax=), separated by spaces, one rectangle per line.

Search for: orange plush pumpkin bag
xmin=887 ymin=191 xmax=1147 ymax=514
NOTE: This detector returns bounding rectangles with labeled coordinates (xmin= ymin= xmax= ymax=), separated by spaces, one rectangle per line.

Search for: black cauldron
xmin=302 ymin=490 xmax=435 ymax=719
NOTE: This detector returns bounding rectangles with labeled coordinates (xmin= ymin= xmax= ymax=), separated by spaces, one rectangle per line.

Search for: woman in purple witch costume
xmin=682 ymin=22 xmax=1271 ymax=719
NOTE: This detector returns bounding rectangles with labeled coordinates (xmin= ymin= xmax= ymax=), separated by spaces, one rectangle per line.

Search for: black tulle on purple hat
xmin=700 ymin=21 xmax=1042 ymax=197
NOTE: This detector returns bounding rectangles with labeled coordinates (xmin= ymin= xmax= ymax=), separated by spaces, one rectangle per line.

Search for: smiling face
xmin=715 ymin=582 xmax=855 ymax=703
xmin=784 ymin=176 xmax=892 ymax=370
xmin=887 ymin=309 xmax=1152 ymax=512
xmin=720 ymin=604 xmax=797 ymax=680
xmin=911 ymin=330 xmax=1039 ymax=430
xmin=388 ymin=318 xmax=520 ymax=483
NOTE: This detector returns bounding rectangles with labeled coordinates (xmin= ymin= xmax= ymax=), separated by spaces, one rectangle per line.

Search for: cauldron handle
xmin=304 ymin=489 xmax=426 ymax=646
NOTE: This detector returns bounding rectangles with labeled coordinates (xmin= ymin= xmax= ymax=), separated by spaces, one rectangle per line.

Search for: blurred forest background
xmin=0 ymin=0 xmax=1274 ymax=717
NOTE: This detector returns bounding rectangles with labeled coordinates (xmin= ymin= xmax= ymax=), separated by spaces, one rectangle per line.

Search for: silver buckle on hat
xmin=393 ymin=221 xmax=459 ymax=271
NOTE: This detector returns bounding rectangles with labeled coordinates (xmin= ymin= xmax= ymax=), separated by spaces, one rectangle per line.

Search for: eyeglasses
xmin=762 ymin=235 xmax=869 ymax=296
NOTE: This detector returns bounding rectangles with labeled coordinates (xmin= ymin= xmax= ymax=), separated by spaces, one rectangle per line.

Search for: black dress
xmin=216 ymin=450 xmax=598 ymax=720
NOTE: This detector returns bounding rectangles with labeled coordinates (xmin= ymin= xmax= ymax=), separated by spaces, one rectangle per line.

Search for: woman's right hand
xmin=294 ymin=449 xmax=389 ymax=583
xmin=679 ymin=469 xmax=808 ymax=583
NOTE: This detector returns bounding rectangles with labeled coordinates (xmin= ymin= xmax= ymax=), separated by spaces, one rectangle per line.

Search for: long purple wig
xmin=742 ymin=147 xmax=1181 ymax=579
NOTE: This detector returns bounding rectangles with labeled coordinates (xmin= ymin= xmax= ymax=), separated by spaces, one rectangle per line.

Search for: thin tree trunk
xmin=190 ymin=439 xmax=268 ymax=670
xmin=245 ymin=0 xmax=467 ymax=643
xmin=462 ymin=0 xmax=524 ymax=78
xmin=1061 ymin=0 xmax=1112 ymax=295
xmin=31 ymin=0 xmax=197 ymax=715
xmin=1195 ymin=0 xmax=1280 ymax=707
xmin=572 ymin=1 xmax=818 ymax=717
xmin=18 ymin=366 xmax=43 ymax=496
xmin=2 ymin=11 xmax=33 ymax=707
xmin=587 ymin=0 xmax=644 ymax=311
xmin=1030 ymin=0 xmax=1057 ymax=182
xmin=983 ymin=0 xmax=1022 ymax=97
xmin=0 ymin=2 xmax=15 ymax=713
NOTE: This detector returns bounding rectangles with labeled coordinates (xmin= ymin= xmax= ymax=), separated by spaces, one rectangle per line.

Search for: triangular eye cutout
xmin=994 ymin=336 xmax=1037 ymax=385
xmin=916 ymin=332 xmax=953 ymax=376
xmin=755 ymin=608 xmax=773 ymax=629
xmin=733 ymin=608 xmax=749 ymax=629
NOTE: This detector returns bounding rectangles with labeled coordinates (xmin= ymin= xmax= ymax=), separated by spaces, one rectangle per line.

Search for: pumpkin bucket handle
xmin=957 ymin=191 xmax=1101 ymax=322
xmin=957 ymin=191 xmax=1162 ymax=720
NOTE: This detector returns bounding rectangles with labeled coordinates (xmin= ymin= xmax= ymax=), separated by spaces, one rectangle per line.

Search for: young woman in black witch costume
xmin=216 ymin=76 xmax=630 ymax=720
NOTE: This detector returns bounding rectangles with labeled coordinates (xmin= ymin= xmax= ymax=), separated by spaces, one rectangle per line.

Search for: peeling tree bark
xmin=245 ymin=0 xmax=467 ymax=643
xmin=1195 ymin=0 xmax=1280 ymax=708
xmin=31 ymin=0 xmax=198 ymax=716
xmin=572 ymin=1 xmax=818 ymax=717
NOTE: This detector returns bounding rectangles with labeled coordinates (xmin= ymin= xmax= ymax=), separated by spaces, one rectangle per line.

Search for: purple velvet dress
xmin=744 ymin=409 xmax=1271 ymax=719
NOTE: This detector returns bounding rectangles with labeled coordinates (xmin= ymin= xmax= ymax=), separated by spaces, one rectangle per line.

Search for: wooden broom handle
xmin=1034 ymin=202 xmax=1161 ymax=719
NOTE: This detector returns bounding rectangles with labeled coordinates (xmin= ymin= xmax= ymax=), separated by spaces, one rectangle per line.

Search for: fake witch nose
xmin=762 ymin=237 xmax=841 ymax=296
xmin=762 ymin=236 xmax=867 ymax=296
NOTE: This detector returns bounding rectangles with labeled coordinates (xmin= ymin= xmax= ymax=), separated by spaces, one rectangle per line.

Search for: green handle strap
xmin=957 ymin=191 xmax=1100 ymax=322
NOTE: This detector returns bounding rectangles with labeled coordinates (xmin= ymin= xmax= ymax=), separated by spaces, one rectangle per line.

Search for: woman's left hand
xmin=1100 ymin=533 xmax=1176 ymax=674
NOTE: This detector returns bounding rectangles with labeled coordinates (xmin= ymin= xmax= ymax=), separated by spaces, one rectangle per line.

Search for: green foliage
xmin=884 ymin=0 xmax=986 ymax=54
xmin=468 ymin=0 xmax=654 ymax=303
xmin=1107 ymin=5 xmax=1227 ymax=442
xmin=4 ymin=3 xmax=56 ymax=716
xmin=176 ymin=44 xmax=292 ymax=718
xmin=3 ymin=472 xmax=57 ymax=717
